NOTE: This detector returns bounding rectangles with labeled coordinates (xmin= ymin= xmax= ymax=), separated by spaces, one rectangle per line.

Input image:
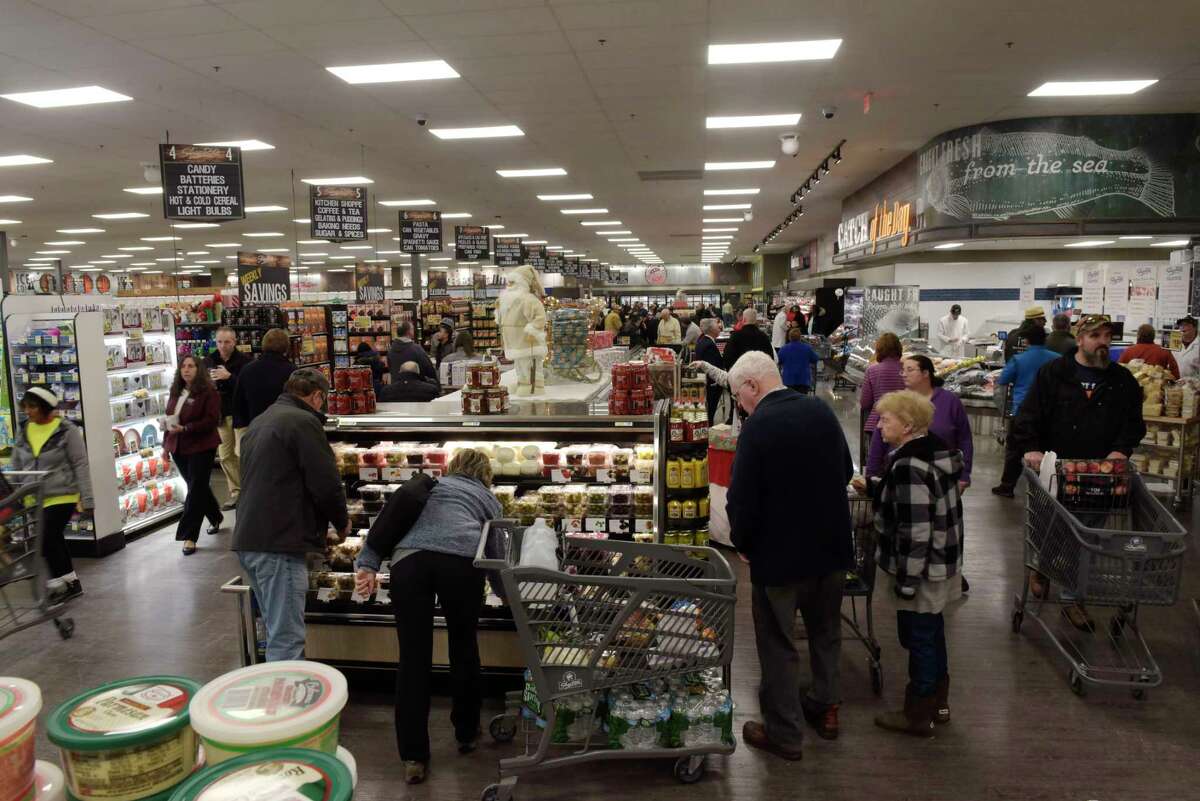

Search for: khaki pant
xmin=216 ymin=416 xmax=241 ymax=502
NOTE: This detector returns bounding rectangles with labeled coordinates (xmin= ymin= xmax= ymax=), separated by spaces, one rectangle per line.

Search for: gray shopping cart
xmin=0 ymin=471 xmax=75 ymax=643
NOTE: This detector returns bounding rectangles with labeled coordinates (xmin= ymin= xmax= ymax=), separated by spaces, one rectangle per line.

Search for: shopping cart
xmin=1011 ymin=464 xmax=1187 ymax=699
xmin=475 ymin=521 xmax=737 ymax=801
xmin=0 ymin=471 xmax=75 ymax=643
xmin=993 ymin=383 xmax=1015 ymax=446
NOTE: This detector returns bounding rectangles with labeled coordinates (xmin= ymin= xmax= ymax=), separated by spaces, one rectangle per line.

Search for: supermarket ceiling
xmin=2 ymin=0 xmax=1200 ymax=275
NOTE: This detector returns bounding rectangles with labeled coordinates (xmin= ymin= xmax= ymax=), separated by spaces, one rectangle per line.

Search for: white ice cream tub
xmin=0 ymin=678 xmax=42 ymax=801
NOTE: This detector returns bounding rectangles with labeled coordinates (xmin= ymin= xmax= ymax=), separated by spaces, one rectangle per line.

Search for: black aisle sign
xmin=563 ymin=257 xmax=580 ymax=276
xmin=238 ymin=251 xmax=291 ymax=305
xmin=455 ymin=225 xmax=490 ymax=260
xmin=311 ymin=186 xmax=367 ymax=242
xmin=494 ymin=237 xmax=523 ymax=267
xmin=160 ymin=144 xmax=244 ymax=221
xmin=355 ymin=262 xmax=385 ymax=302
xmin=546 ymin=252 xmax=565 ymax=273
xmin=523 ymin=243 xmax=547 ymax=271
xmin=400 ymin=210 xmax=442 ymax=253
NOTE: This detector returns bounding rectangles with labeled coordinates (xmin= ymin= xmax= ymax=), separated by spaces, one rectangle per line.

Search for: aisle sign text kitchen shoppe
xmin=310 ymin=186 xmax=367 ymax=242
xmin=399 ymin=210 xmax=442 ymax=253
xmin=455 ymin=225 xmax=491 ymax=260
xmin=159 ymin=144 xmax=244 ymax=221
xmin=494 ymin=237 xmax=523 ymax=267
xmin=238 ymin=252 xmax=291 ymax=305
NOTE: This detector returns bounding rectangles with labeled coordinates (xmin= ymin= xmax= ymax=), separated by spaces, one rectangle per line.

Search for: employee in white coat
xmin=771 ymin=308 xmax=789 ymax=351
xmin=1176 ymin=315 xmax=1200 ymax=378
xmin=937 ymin=304 xmax=970 ymax=358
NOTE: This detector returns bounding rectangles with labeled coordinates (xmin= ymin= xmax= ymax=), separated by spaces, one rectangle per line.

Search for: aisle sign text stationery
xmin=455 ymin=225 xmax=490 ymax=260
xmin=399 ymin=210 xmax=442 ymax=253
xmin=355 ymin=262 xmax=385 ymax=302
xmin=160 ymin=144 xmax=244 ymax=221
xmin=238 ymin=252 xmax=291 ymax=305
xmin=563 ymin=257 xmax=580 ymax=276
xmin=494 ymin=237 xmax=523 ymax=267
xmin=311 ymin=186 xmax=367 ymax=242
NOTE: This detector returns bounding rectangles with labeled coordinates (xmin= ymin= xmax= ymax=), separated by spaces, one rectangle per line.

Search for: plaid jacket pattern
xmin=874 ymin=434 xmax=964 ymax=590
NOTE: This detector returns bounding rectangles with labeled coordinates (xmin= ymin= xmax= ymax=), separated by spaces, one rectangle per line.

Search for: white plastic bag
xmin=519 ymin=518 xmax=559 ymax=571
xmin=1038 ymin=451 xmax=1058 ymax=491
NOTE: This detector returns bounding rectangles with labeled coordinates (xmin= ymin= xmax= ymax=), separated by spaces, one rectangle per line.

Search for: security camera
xmin=141 ymin=162 xmax=159 ymax=183
xmin=779 ymin=133 xmax=800 ymax=157
xmin=743 ymin=210 xmax=753 ymax=222
xmin=415 ymin=114 xmax=429 ymax=127
xmin=821 ymin=106 xmax=837 ymax=120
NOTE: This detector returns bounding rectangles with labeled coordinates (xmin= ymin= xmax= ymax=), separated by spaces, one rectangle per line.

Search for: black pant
xmin=175 ymin=449 xmax=220 ymax=541
xmin=41 ymin=502 xmax=75 ymax=579
xmin=999 ymin=437 xmax=1024 ymax=489
xmin=391 ymin=550 xmax=486 ymax=762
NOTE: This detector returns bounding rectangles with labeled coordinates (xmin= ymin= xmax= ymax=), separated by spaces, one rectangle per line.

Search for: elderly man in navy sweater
xmin=726 ymin=351 xmax=853 ymax=759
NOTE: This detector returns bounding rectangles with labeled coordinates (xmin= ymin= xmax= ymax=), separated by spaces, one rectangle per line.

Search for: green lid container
xmin=48 ymin=676 xmax=201 ymax=752
xmin=167 ymin=748 xmax=353 ymax=801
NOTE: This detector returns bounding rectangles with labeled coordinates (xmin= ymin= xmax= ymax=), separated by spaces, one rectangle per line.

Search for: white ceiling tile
xmin=260 ymin=18 xmax=421 ymax=52
xmin=139 ymin=29 xmax=288 ymax=60
xmin=401 ymin=6 xmax=560 ymax=38
xmin=221 ymin=0 xmax=395 ymax=26
xmin=31 ymin=0 xmax=203 ymax=16
xmin=382 ymin=0 xmax=540 ymax=13
xmin=551 ymin=0 xmax=707 ymax=30
xmin=427 ymin=31 xmax=574 ymax=59
xmin=77 ymin=5 xmax=247 ymax=39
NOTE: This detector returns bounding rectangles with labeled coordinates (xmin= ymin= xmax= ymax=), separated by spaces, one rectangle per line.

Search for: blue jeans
xmin=896 ymin=610 xmax=947 ymax=698
xmin=238 ymin=551 xmax=308 ymax=662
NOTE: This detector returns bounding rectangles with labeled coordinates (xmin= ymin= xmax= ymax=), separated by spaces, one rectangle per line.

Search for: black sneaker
xmin=49 ymin=580 xmax=83 ymax=605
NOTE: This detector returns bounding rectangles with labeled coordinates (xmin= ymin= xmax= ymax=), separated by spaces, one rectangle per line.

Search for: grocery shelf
xmin=107 ymin=362 xmax=173 ymax=376
xmin=121 ymin=502 xmax=184 ymax=537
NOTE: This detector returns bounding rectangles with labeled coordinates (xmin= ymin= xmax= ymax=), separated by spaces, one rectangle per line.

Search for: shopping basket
xmin=0 ymin=471 xmax=75 ymax=643
xmin=475 ymin=520 xmax=737 ymax=801
xmin=1012 ymin=464 xmax=1187 ymax=699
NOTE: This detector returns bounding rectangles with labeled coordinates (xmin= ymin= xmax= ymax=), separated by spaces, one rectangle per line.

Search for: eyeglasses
xmin=900 ymin=365 xmax=922 ymax=375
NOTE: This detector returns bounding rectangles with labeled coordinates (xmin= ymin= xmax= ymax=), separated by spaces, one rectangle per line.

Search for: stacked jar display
xmin=460 ymin=360 xmax=510 ymax=415
xmin=610 ymin=362 xmax=654 ymax=415
xmin=664 ymin=372 xmax=710 ymax=547
xmin=329 ymin=366 xmax=377 ymax=416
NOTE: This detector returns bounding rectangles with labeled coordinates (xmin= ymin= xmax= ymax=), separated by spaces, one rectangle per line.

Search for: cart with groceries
xmin=475 ymin=520 xmax=737 ymax=801
xmin=1012 ymin=458 xmax=1187 ymax=699
xmin=0 ymin=470 xmax=74 ymax=643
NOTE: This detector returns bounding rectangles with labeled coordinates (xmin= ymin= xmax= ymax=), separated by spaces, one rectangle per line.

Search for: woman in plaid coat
xmin=872 ymin=390 xmax=964 ymax=736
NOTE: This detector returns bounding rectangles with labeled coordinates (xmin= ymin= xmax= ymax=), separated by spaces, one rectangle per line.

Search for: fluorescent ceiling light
xmin=297 ymin=239 xmax=328 ymax=245
xmin=123 ymin=186 xmax=161 ymax=195
xmin=376 ymin=250 xmax=405 ymax=255
xmin=524 ymin=240 xmax=547 ymax=245
xmin=1151 ymin=239 xmax=1191 ymax=247
xmin=933 ymin=242 xmax=964 ymax=249
xmin=45 ymin=240 xmax=84 ymax=245
xmin=484 ymin=224 xmax=505 ymax=230
xmin=88 ymin=260 xmax=115 ymax=265
xmin=301 ymin=261 xmax=325 ymax=265
xmin=1118 ymin=235 xmax=1153 ymax=240
xmin=703 ymin=217 xmax=742 ymax=223
xmin=57 ymin=227 xmax=103 ymax=233
xmin=705 ymin=160 xmax=775 ymax=171
xmin=130 ymin=262 xmax=155 ymax=266
xmin=155 ymin=257 xmax=180 ymax=262
xmin=362 ymin=259 xmax=389 ymax=263
xmin=195 ymin=139 xmax=274 ymax=151
xmin=379 ymin=199 xmax=435 ymax=207
xmin=708 ymin=39 xmax=842 ymax=65
xmin=1 ymin=85 xmax=131 ymax=108
xmin=143 ymin=270 xmax=163 ymax=274
xmin=497 ymin=168 xmax=567 ymax=178
xmin=366 ymin=228 xmax=391 ymax=233
xmin=706 ymin=113 xmax=801 ymax=129
xmin=545 ymin=246 xmax=564 ymax=251
xmin=560 ymin=208 xmax=608 ymax=215
xmin=0 ymin=195 xmax=33 ymax=203
xmin=599 ymin=231 xmax=633 ymax=236
xmin=298 ymin=252 xmax=327 ymax=257
xmin=205 ymin=242 xmax=242 ymax=248
xmin=341 ymin=244 xmax=373 ymax=250
xmin=1029 ymin=80 xmax=1157 ymax=97
xmin=502 ymin=234 xmax=529 ymax=238
xmin=0 ymin=219 xmax=22 ymax=225
xmin=185 ymin=251 xmax=209 ymax=255
xmin=704 ymin=188 xmax=759 ymax=196
xmin=118 ymin=246 xmax=153 ymax=251
xmin=430 ymin=125 xmax=523 ymax=140
xmin=0 ymin=154 xmax=52 ymax=167
xmin=326 ymin=59 xmax=459 ymax=85
xmin=246 ymin=205 xmax=288 ymax=213
xmin=100 ymin=254 xmax=131 ymax=258
xmin=141 ymin=236 xmax=180 ymax=242
xmin=1063 ymin=240 xmax=1115 ymax=248
xmin=292 ymin=218 xmax=311 ymax=224
xmin=326 ymin=268 xmax=349 ymax=273
xmin=244 ymin=232 xmax=284 ymax=237
xmin=172 ymin=222 xmax=219 ymax=229
xmin=703 ymin=203 xmax=752 ymax=210
xmin=429 ymin=257 xmax=452 ymax=262
xmin=92 ymin=211 xmax=147 ymax=219
xmin=195 ymin=260 xmax=220 ymax=264
xmin=539 ymin=193 xmax=593 ymax=201
xmin=257 ymin=248 xmax=290 ymax=253
xmin=703 ymin=227 xmax=738 ymax=232
xmin=301 ymin=176 xmax=373 ymax=185
xmin=702 ymin=235 xmax=734 ymax=240
xmin=329 ymin=255 xmax=355 ymax=260
xmin=441 ymin=212 xmax=471 ymax=219
xmin=581 ymin=221 xmax=622 ymax=227
xmin=609 ymin=238 xmax=639 ymax=243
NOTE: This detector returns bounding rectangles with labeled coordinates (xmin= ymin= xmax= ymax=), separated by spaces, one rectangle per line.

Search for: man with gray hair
xmin=233 ymin=368 xmax=349 ymax=661
xmin=722 ymin=308 xmax=775 ymax=370
xmin=694 ymin=318 xmax=725 ymax=423
xmin=726 ymin=351 xmax=853 ymax=757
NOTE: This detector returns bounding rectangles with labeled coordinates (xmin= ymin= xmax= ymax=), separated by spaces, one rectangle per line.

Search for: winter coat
xmin=866 ymin=388 xmax=974 ymax=482
xmin=232 ymin=394 xmax=348 ymax=555
xmin=204 ymin=348 xmax=251 ymax=419
xmin=694 ymin=335 xmax=726 ymax=424
xmin=232 ymin=352 xmax=295 ymax=429
xmin=11 ymin=417 xmax=93 ymax=508
xmin=997 ymin=344 xmax=1061 ymax=411
xmin=1044 ymin=330 xmax=1076 ymax=356
xmin=874 ymin=433 xmax=963 ymax=595
xmin=164 ymin=385 xmax=221 ymax=455
xmin=722 ymin=323 xmax=774 ymax=371
xmin=387 ymin=339 xmax=437 ymax=384
xmin=379 ymin=372 xmax=441 ymax=403
xmin=1008 ymin=347 xmax=1146 ymax=459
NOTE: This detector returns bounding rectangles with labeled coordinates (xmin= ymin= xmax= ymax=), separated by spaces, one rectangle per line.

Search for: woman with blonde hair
xmin=355 ymin=448 xmax=502 ymax=785
xmin=872 ymin=390 xmax=964 ymax=737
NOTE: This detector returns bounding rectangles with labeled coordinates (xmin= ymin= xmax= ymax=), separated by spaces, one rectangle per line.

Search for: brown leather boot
xmin=874 ymin=684 xmax=936 ymax=737
xmin=934 ymin=675 xmax=950 ymax=725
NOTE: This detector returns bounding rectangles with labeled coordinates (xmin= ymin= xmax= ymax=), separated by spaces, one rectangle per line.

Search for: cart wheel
xmin=1011 ymin=610 xmax=1023 ymax=634
xmin=489 ymin=714 xmax=517 ymax=743
xmin=480 ymin=785 xmax=504 ymax=801
xmin=54 ymin=617 xmax=74 ymax=640
xmin=869 ymin=662 xmax=884 ymax=696
xmin=1132 ymin=676 xmax=1151 ymax=701
xmin=1068 ymin=670 xmax=1086 ymax=697
xmin=673 ymin=755 xmax=706 ymax=785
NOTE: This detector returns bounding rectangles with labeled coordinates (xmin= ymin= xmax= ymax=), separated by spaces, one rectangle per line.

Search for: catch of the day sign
xmin=494 ymin=237 xmax=522 ymax=267
xmin=400 ymin=210 xmax=442 ymax=253
xmin=238 ymin=251 xmax=291 ymax=305
xmin=311 ymin=186 xmax=367 ymax=242
xmin=455 ymin=225 xmax=490 ymax=260
xmin=160 ymin=144 xmax=244 ymax=221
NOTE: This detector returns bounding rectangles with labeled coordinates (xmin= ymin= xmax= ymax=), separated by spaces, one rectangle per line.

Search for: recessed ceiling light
xmin=44 ymin=240 xmax=84 ymax=245
xmin=341 ymin=244 xmax=373 ymax=250
xmin=0 ymin=195 xmax=33 ymax=203
xmin=560 ymin=208 xmax=608 ymax=215
xmin=1029 ymin=80 xmax=1157 ymax=97
xmin=195 ymin=260 xmax=220 ymax=264
xmin=245 ymin=205 xmax=288 ymax=213
xmin=1151 ymin=239 xmax=1191 ymax=247
xmin=298 ymin=252 xmax=327 ymax=257
xmin=704 ymin=188 xmax=759 ymax=196
xmin=366 ymin=228 xmax=391 ymax=233
xmin=141 ymin=236 xmax=180 ymax=242
xmin=88 ymin=260 xmax=115 ymax=265
xmin=441 ymin=212 xmax=471 ymax=219
xmin=1063 ymin=240 xmax=1115 ymax=248
xmin=326 ymin=268 xmax=349 ymax=273
xmin=118 ymin=246 xmax=154 ymax=251
xmin=143 ymin=270 xmax=163 ymax=274
xmin=255 ymin=248 xmax=289 ymax=253
xmin=301 ymin=260 xmax=325 ymax=265
xmin=27 ymin=256 xmax=60 ymax=261
xmin=581 ymin=221 xmax=622 ymax=227
xmin=599 ymin=231 xmax=633 ymax=236
xmin=524 ymin=240 xmax=547 ymax=245
xmin=609 ymin=238 xmax=640 ymax=243
xmin=703 ymin=217 xmax=742 ymax=223
xmin=702 ymin=227 xmax=738 ymax=232
xmin=92 ymin=211 xmax=147 ymax=219
xmin=130 ymin=262 xmax=155 ymax=266
xmin=430 ymin=125 xmax=523 ymax=140
xmin=704 ymin=160 xmax=776 ymax=171
xmin=206 ymin=242 xmax=242 ymax=248
xmin=155 ymin=257 xmax=179 ymax=262
xmin=502 ymin=233 xmax=529 ymax=238
xmin=172 ymin=222 xmax=219 ymax=229
xmin=706 ymin=113 xmax=801 ymax=129
xmin=0 ymin=219 xmax=23 ymax=225
xmin=538 ymin=193 xmax=593 ymax=201
xmin=376 ymin=250 xmax=405 ymax=255
xmin=185 ymin=250 xmax=209 ymax=255
xmin=1118 ymin=235 xmax=1153 ymax=240
xmin=702 ymin=235 xmax=734 ymax=240
xmin=703 ymin=203 xmax=752 ymax=210
xmin=0 ymin=154 xmax=53 ymax=167
xmin=707 ymin=39 xmax=842 ymax=65
xmin=933 ymin=242 xmax=964 ymax=250
xmin=545 ymin=246 xmax=564 ymax=251
xmin=300 ymin=176 xmax=373 ymax=185
xmin=297 ymin=239 xmax=328 ymax=245
xmin=496 ymin=168 xmax=567 ymax=178
xmin=379 ymin=199 xmax=436 ymax=207
xmin=244 ymin=232 xmax=284 ymax=237
xmin=429 ymin=257 xmax=452 ymax=262
xmin=1 ymin=85 xmax=132 ymax=108
xmin=195 ymin=139 xmax=274 ymax=151
xmin=292 ymin=218 xmax=311 ymax=224
xmin=329 ymin=255 xmax=355 ymax=260
xmin=57 ymin=227 xmax=103 ymax=234
xmin=326 ymin=59 xmax=459 ymax=85
xmin=483 ymin=224 xmax=504 ymax=230
xmin=123 ymin=186 xmax=161 ymax=195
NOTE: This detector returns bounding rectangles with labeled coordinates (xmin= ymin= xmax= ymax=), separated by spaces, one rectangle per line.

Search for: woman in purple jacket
xmin=860 ymin=333 xmax=906 ymax=435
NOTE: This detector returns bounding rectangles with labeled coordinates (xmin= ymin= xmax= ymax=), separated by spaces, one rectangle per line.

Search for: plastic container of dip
xmin=48 ymin=676 xmax=201 ymax=801
xmin=165 ymin=747 xmax=352 ymax=801
xmin=188 ymin=662 xmax=348 ymax=766
xmin=33 ymin=761 xmax=65 ymax=801
xmin=1 ymin=678 xmax=42 ymax=801
xmin=336 ymin=746 xmax=357 ymax=789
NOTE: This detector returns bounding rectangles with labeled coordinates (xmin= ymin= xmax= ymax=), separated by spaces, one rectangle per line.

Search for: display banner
xmin=522 ymin=243 xmax=547 ymax=271
xmin=494 ymin=237 xmax=522 ymax=267
xmin=1081 ymin=266 xmax=1105 ymax=313
xmin=1158 ymin=261 xmax=1190 ymax=323
xmin=10 ymin=270 xmax=58 ymax=295
xmin=354 ymin=262 xmax=385 ymax=302
xmin=455 ymin=225 xmax=490 ymax=260
xmin=1019 ymin=272 xmax=1036 ymax=309
xmin=843 ymin=287 xmax=865 ymax=335
xmin=861 ymin=285 xmax=920 ymax=340
xmin=546 ymin=253 xmax=565 ymax=273
xmin=426 ymin=269 xmax=448 ymax=297
xmin=1104 ymin=266 xmax=1130 ymax=320
xmin=238 ymin=251 xmax=291 ymax=305
xmin=1128 ymin=265 xmax=1158 ymax=324
xmin=159 ymin=144 xmax=244 ymax=221
xmin=310 ymin=186 xmax=367 ymax=242
xmin=399 ymin=210 xmax=442 ymax=253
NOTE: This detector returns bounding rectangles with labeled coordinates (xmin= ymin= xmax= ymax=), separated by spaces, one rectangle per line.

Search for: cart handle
xmin=220 ymin=576 xmax=252 ymax=594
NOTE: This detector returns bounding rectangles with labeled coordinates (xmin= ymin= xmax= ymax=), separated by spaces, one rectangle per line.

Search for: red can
xmin=366 ymin=389 xmax=377 ymax=413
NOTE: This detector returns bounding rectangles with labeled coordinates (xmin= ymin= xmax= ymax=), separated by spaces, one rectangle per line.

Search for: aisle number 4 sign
xmin=159 ymin=144 xmax=245 ymax=222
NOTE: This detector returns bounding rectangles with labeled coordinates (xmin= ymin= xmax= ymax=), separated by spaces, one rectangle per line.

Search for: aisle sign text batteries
xmin=310 ymin=186 xmax=367 ymax=242
xmin=238 ymin=251 xmax=291 ymax=305
xmin=399 ymin=210 xmax=442 ymax=253
xmin=494 ymin=237 xmax=523 ymax=267
xmin=523 ymin=243 xmax=547 ymax=271
xmin=455 ymin=225 xmax=490 ymax=260
xmin=355 ymin=262 xmax=385 ymax=302
xmin=159 ymin=144 xmax=244 ymax=221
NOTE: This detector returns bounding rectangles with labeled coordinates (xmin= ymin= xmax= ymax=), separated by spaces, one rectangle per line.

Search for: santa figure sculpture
xmin=496 ymin=265 xmax=548 ymax=395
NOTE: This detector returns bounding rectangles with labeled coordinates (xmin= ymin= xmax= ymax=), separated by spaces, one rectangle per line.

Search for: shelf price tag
xmin=358 ymin=467 xmax=379 ymax=481
xmin=316 ymin=587 xmax=338 ymax=602
xmin=382 ymin=467 xmax=407 ymax=482
xmin=349 ymin=590 xmax=369 ymax=604
xmin=551 ymin=467 xmax=572 ymax=483
xmin=562 ymin=517 xmax=583 ymax=533
xmin=608 ymin=518 xmax=632 ymax=535
xmin=595 ymin=468 xmax=613 ymax=484
xmin=630 ymin=468 xmax=651 ymax=484
xmin=375 ymin=587 xmax=391 ymax=605
xmin=585 ymin=517 xmax=607 ymax=532
xmin=634 ymin=518 xmax=654 ymax=533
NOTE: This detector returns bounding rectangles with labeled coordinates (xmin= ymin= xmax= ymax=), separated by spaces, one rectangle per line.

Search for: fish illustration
xmin=923 ymin=128 xmax=1175 ymax=220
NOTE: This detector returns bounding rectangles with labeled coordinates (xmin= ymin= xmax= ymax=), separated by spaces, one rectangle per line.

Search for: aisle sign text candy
xmin=160 ymin=144 xmax=244 ymax=221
